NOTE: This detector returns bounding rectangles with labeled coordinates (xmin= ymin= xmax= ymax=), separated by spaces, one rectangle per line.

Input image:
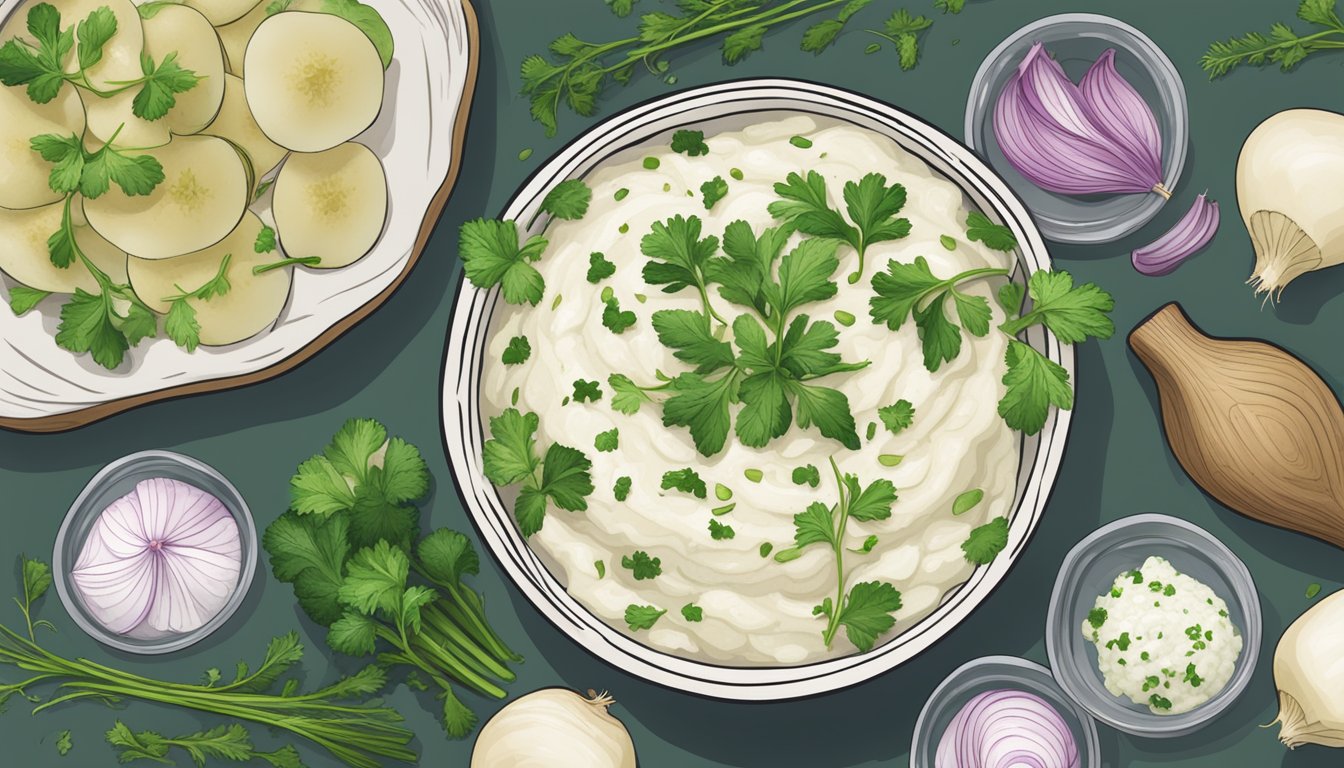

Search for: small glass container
xmin=1045 ymin=514 xmax=1262 ymax=738
xmin=964 ymin=13 xmax=1189 ymax=244
xmin=52 ymin=450 xmax=257 ymax=654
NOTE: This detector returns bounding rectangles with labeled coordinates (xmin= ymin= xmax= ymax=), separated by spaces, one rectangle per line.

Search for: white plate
xmin=442 ymin=79 xmax=1074 ymax=701
xmin=0 ymin=0 xmax=479 ymax=432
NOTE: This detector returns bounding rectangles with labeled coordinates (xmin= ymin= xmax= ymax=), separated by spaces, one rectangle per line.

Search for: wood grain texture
xmin=0 ymin=0 xmax=480 ymax=434
xmin=1129 ymin=302 xmax=1344 ymax=550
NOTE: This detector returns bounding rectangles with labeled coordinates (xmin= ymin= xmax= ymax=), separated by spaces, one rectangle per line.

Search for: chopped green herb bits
xmin=1307 ymin=583 xmax=1322 ymax=598
xmin=518 ymin=148 xmax=533 ymax=161
xmin=940 ymin=235 xmax=957 ymax=251
xmin=594 ymin=428 xmax=619 ymax=452
xmin=791 ymin=464 xmax=820 ymax=488
xmin=511 ymin=387 xmax=520 ymax=406
xmin=700 ymin=175 xmax=728 ymax=209
xmin=952 ymin=489 xmax=983 ymax=516
xmin=715 ymin=483 xmax=733 ymax=501
xmin=744 ymin=468 xmax=764 ymax=483
xmin=502 ymin=335 xmax=531 ymax=365
xmin=711 ymin=503 xmax=736 ymax=516
xmin=879 ymin=400 xmax=915 ymax=434
xmin=878 ymin=454 xmax=904 ymax=467
xmin=833 ymin=309 xmax=856 ymax=327
xmin=621 ymin=551 xmax=662 ymax=580
xmin=551 ymin=293 xmax=563 ymax=310
xmin=634 ymin=293 xmax=647 ymax=303
xmin=681 ymin=603 xmax=704 ymax=622
xmin=625 ymin=604 xmax=665 ymax=631
xmin=671 ymin=130 xmax=709 ymax=156
xmin=642 ymin=157 xmax=661 ymax=170
xmin=614 ymin=188 xmax=630 ymax=201
xmin=572 ymin=379 xmax=601 ymax=402
xmin=600 ymin=286 xmax=615 ymax=303
xmin=729 ymin=167 xmax=744 ymax=181
xmin=759 ymin=542 xmax=773 ymax=558
xmin=662 ymin=468 xmax=707 ymax=498
xmin=595 ymin=560 xmax=606 ymax=578
xmin=662 ymin=182 xmax=671 ymax=192
xmin=708 ymin=519 xmax=735 ymax=540
xmin=1087 ymin=607 xmax=1107 ymax=629
xmin=587 ymin=252 xmax=616 ymax=283
xmin=789 ymin=135 xmax=813 ymax=148
xmin=613 ymin=476 xmax=632 ymax=501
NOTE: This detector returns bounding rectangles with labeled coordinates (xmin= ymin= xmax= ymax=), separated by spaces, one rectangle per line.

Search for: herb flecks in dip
xmin=1083 ymin=555 xmax=1242 ymax=715
xmin=476 ymin=116 xmax=1024 ymax=666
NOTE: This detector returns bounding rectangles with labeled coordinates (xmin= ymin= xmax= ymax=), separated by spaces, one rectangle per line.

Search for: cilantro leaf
xmin=997 ymin=340 xmax=1073 ymax=435
xmin=416 ymin=529 xmax=481 ymax=587
xmin=502 ymin=335 xmax=531 ymax=365
xmin=801 ymin=0 xmax=872 ymax=53
xmin=880 ymin=10 xmax=933 ymax=71
xmin=681 ymin=603 xmax=702 ymax=622
xmin=613 ymin=476 xmax=632 ymax=501
xmin=709 ymin=219 xmax=790 ymax=312
xmin=962 ymin=516 xmax=1009 ymax=565
xmin=586 ymin=251 xmax=615 ymax=283
xmin=870 ymin=256 xmax=1009 ymax=372
xmin=320 ymin=0 xmax=394 ymax=68
xmin=791 ymin=382 xmax=861 ymax=450
xmin=0 ymin=4 xmax=72 ymax=104
xmin=255 ymin=224 xmax=277 ymax=253
xmin=29 ymin=133 xmax=84 ymax=194
xmin=700 ymin=175 xmax=728 ymax=209
xmin=322 ymin=418 xmax=384 ymax=482
xmin=514 ymin=443 xmax=593 ymax=536
xmin=55 ymin=288 xmax=128 ymax=369
xmin=1000 ymin=270 xmax=1116 ymax=343
xmin=792 ymin=501 xmax=836 ymax=549
xmin=836 ymin=581 xmax=902 ymax=652
xmin=377 ymin=436 xmax=428 ymax=504
xmin=735 ymin=369 xmax=790 ymax=447
xmin=671 ymin=129 xmax=708 ymax=156
xmin=662 ymin=371 xmax=736 ymax=456
xmin=661 ymin=467 xmax=707 ymax=498
xmin=708 ymin=519 xmax=735 ymax=540
xmin=652 ymin=309 xmax=734 ymax=372
xmin=79 ymin=143 xmax=165 ymax=198
xmin=602 ymin=297 xmax=636 ymax=333
xmin=327 ymin=611 xmax=379 ymax=657
xmin=594 ymin=427 xmax=619 ymax=452
xmin=539 ymin=178 xmax=592 ymax=221
xmin=772 ymin=237 xmax=840 ymax=315
xmin=624 ymin=604 xmax=665 ymax=631
xmin=338 ymin=540 xmax=410 ymax=616
xmin=164 ymin=298 xmax=201 ymax=352
xmin=878 ymin=400 xmax=914 ymax=433
xmin=262 ymin=511 xmax=350 ymax=624
xmin=621 ymin=550 xmax=661 ymax=580
xmin=845 ymin=477 xmax=897 ymax=521
xmin=965 ymin=211 xmax=1018 ymax=252
xmin=640 ymin=214 xmax=720 ymax=294
xmin=482 ymin=408 xmax=540 ymax=486
xmin=572 ymin=379 xmax=601 ymax=402
xmin=721 ymin=23 xmax=767 ymax=64
xmin=768 ymin=171 xmax=856 ymax=244
xmin=459 ymin=219 xmax=548 ymax=306
xmin=792 ymin=464 xmax=820 ymax=487
xmin=75 ymin=6 xmax=117 ymax=71
xmin=869 ymin=256 xmax=944 ymax=330
xmin=608 ymin=373 xmax=653 ymax=415
xmin=605 ymin=0 xmax=637 ymax=17
xmin=843 ymin=173 xmax=911 ymax=249
xmin=132 ymin=51 xmax=202 ymax=121
xmin=778 ymin=316 xmax=864 ymax=378
xmin=998 ymin=282 xmax=1026 ymax=314
xmin=8 ymin=285 xmax=51 ymax=316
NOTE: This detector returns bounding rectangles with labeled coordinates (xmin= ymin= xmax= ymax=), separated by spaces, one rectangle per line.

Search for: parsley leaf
xmin=482 ymin=409 xmax=541 ymax=486
xmin=708 ymin=519 xmax=735 ymax=540
xmin=999 ymin=270 xmax=1116 ymax=343
xmin=501 ymin=335 xmax=531 ymax=365
xmin=262 ymin=512 xmax=350 ymax=623
xmin=624 ymin=604 xmax=665 ymax=631
xmin=641 ymin=214 xmax=721 ymax=313
xmin=0 ymin=4 xmax=73 ymax=104
xmin=681 ymin=603 xmax=702 ymax=622
xmin=459 ymin=219 xmax=548 ymax=306
xmin=661 ymin=467 xmax=706 ymax=498
xmin=878 ymin=400 xmax=915 ymax=434
xmin=586 ymin=251 xmax=615 ymax=282
xmin=621 ymin=550 xmax=661 ymax=580
xmin=162 ymin=254 xmax=232 ymax=352
xmin=870 ymin=10 xmax=933 ymax=71
xmin=75 ymin=6 xmax=117 ymax=71
xmin=132 ymin=51 xmax=202 ymax=121
xmin=700 ymin=175 xmax=728 ymax=209
xmin=671 ymin=129 xmax=708 ymax=156
xmin=962 ymin=516 xmax=1009 ymax=565
xmin=605 ymin=0 xmax=637 ymax=17
xmin=721 ymin=23 xmax=767 ymax=64
xmin=601 ymin=297 xmax=636 ymax=333
xmin=79 ymin=141 xmax=165 ymax=198
xmin=661 ymin=371 xmax=737 ymax=455
xmin=539 ymin=178 xmax=592 ymax=221
xmin=965 ymin=211 xmax=1018 ymax=252
xmin=997 ymin=340 xmax=1073 ymax=435
xmin=594 ymin=427 xmax=619 ymax=452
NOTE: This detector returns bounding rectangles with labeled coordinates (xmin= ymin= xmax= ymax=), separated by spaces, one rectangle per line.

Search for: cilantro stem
xmin=914 ymin=266 xmax=1011 ymax=314
xmin=253 ymin=256 xmax=322 ymax=274
xmin=698 ymin=281 xmax=730 ymax=327
xmin=822 ymin=456 xmax=848 ymax=647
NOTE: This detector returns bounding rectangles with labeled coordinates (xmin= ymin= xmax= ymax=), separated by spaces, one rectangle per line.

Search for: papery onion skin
xmin=471 ymin=688 xmax=636 ymax=768
xmin=994 ymin=43 xmax=1168 ymax=199
xmin=935 ymin=688 xmax=1080 ymax=768
xmin=1133 ymin=193 xmax=1220 ymax=276
xmin=1271 ymin=589 xmax=1344 ymax=749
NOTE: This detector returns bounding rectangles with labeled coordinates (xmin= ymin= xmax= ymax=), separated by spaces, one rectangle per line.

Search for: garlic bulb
xmin=471 ymin=688 xmax=637 ymax=768
xmin=1238 ymin=109 xmax=1344 ymax=300
xmin=1272 ymin=589 xmax=1344 ymax=748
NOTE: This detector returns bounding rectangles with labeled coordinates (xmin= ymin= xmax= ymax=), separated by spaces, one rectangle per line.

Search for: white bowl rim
xmin=441 ymin=77 xmax=1076 ymax=701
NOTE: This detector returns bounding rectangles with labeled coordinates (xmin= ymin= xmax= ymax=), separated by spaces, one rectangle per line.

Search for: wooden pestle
xmin=1129 ymin=302 xmax=1344 ymax=550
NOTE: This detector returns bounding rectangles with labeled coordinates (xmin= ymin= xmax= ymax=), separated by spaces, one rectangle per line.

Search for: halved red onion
xmin=71 ymin=477 xmax=242 ymax=638
xmin=1080 ymin=49 xmax=1164 ymax=189
xmin=1132 ymin=193 xmax=1219 ymax=276
xmin=994 ymin=42 xmax=1168 ymax=199
xmin=934 ymin=688 xmax=1080 ymax=768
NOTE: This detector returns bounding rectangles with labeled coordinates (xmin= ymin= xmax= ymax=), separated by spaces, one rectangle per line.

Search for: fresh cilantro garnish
xmin=708 ymin=519 xmax=735 ymax=540
xmin=608 ymin=373 xmax=654 ymax=415
xmin=458 ymin=219 xmax=548 ymax=306
xmin=863 ymin=10 xmax=933 ymax=70
xmin=878 ymin=399 xmax=914 ymax=434
xmin=501 ymin=335 xmax=531 ymax=365
xmin=254 ymin=225 xmax=277 ymax=253
xmin=32 ymin=127 xmax=165 ymax=201
xmin=572 ymin=379 xmax=601 ymax=403
xmin=998 ymin=270 xmax=1116 ymax=343
xmin=8 ymin=285 xmax=51 ymax=316
xmin=1149 ymin=694 xmax=1173 ymax=711
xmin=539 ymin=178 xmax=592 ymax=221
xmin=482 ymin=409 xmax=594 ymax=537
xmin=641 ymin=214 xmax=726 ymax=324
xmin=997 ymin=281 xmax=1026 ymax=314
xmin=869 ymin=256 xmax=1008 ymax=372
xmin=601 ymin=297 xmax=636 ymax=333
xmin=595 ymin=559 xmax=606 ymax=578
xmin=1087 ymin=607 xmax=1107 ymax=629
xmin=768 ymin=171 xmax=911 ymax=283
xmin=613 ymin=476 xmax=631 ymax=501
xmin=318 ymin=0 xmax=395 ymax=68
xmin=671 ymin=129 xmax=708 ymax=156
xmin=1183 ymin=663 xmax=1203 ymax=687
xmin=0 ymin=4 xmax=79 ymax=103
xmin=681 ymin=603 xmax=703 ymax=622
xmin=620 ymin=550 xmax=661 ymax=580
xmin=127 ymin=51 xmax=202 ymax=121
xmin=965 ymin=211 xmax=1018 ymax=252
xmin=774 ymin=459 xmax=900 ymax=651
xmin=594 ymin=427 xmax=619 ymax=452
xmin=55 ymin=729 xmax=71 ymax=757
xmin=587 ymin=252 xmax=615 ymax=283
xmin=162 ymin=254 xmax=232 ymax=352
xmin=700 ymin=175 xmax=728 ymax=209
xmin=935 ymin=0 xmax=965 ymax=12
xmin=800 ymin=0 xmax=873 ymax=54
xmin=792 ymin=464 xmax=820 ymax=487
xmin=951 ymin=488 xmax=983 ymax=516
xmin=850 ymin=534 xmax=878 ymax=554
xmin=962 ymin=516 xmax=1008 ymax=565
xmin=624 ymin=604 xmax=665 ymax=631
xmin=997 ymin=341 xmax=1073 ymax=435
xmin=253 ymin=178 xmax=274 ymax=200
xmin=29 ymin=133 xmax=84 ymax=195
xmin=661 ymin=468 xmax=706 ymax=498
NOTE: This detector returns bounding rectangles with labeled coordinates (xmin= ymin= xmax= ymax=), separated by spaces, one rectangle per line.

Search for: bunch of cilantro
xmin=612 ymin=215 xmax=870 ymax=457
xmin=263 ymin=419 xmax=521 ymax=738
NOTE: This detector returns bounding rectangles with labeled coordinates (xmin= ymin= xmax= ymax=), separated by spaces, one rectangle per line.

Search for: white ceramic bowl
xmin=442 ymin=79 xmax=1075 ymax=700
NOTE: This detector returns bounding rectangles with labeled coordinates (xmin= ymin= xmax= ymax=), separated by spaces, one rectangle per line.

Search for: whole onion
xmin=471 ymin=687 xmax=637 ymax=768
xmin=935 ymin=689 xmax=1079 ymax=768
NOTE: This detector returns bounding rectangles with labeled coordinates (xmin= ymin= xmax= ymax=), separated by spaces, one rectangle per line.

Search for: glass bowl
xmin=52 ymin=450 xmax=258 ymax=654
xmin=1045 ymin=514 xmax=1262 ymax=737
xmin=964 ymin=13 xmax=1188 ymax=244
xmin=910 ymin=655 xmax=1103 ymax=767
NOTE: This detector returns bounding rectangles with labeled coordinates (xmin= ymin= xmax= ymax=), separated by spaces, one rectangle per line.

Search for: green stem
xmin=253 ymin=256 xmax=321 ymax=274
xmin=421 ymin=603 xmax=515 ymax=681
xmin=822 ymin=456 xmax=848 ymax=647
xmin=696 ymin=279 xmax=730 ymax=327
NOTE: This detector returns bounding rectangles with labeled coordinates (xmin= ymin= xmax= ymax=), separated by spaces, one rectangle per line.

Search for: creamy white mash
xmin=1082 ymin=555 xmax=1242 ymax=715
xmin=480 ymin=115 xmax=1021 ymax=665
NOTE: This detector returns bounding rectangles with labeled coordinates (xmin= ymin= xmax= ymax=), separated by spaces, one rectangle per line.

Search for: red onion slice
xmin=1132 ymin=193 xmax=1219 ymax=276
xmin=934 ymin=688 xmax=1080 ymax=768
xmin=1080 ymin=49 xmax=1164 ymax=186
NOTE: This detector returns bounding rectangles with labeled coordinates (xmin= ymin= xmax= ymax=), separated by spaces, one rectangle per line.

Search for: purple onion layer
xmin=1132 ymin=193 xmax=1219 ymax=276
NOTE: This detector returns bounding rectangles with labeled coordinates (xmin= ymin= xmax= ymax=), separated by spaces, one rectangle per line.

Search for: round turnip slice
xmin=0 ymin=200 xmax=128 ymax=294
xmin=0 ymin=0 xmax=145 ymax=92
xmin=185 ymin=0 xmax=262 ymax=26
xmin=0 ymin=84 xmax=86 ymax=211
xmin=243 ymin=12 xmax=384 ymax=152
xmin=127 ymin=211 xmax=292 ymax=346
xmin=272 ymin=141 xmax=387 ymax=268
xmin=215 ymin=0 xmax=269 ymax=76
xmin=83 ymin=135 xmax=249 ymax=260
xmin=203 ymin=74 xmax=288 ymax=181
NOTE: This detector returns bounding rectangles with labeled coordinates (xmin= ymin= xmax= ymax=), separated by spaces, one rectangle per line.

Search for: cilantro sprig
xmin=458 ymin=219 xmax=549 ymax=306
xmin=869 ymin=256 xmax=1008 ymax=372
xmin=482 ymin=408 xmax=594 ymax=537
xmin=162 ymin=254 xmax=232 ymax=353
xmin=768 ymin=170 xmax=911 ymax=284
xmin=106 ymin=722 xmax=301 ymax=768
xmin=773 ymin=458 xmax=902 ymax=652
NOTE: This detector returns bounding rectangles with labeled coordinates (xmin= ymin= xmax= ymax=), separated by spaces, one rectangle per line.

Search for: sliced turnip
xmin=272 ymin=141 xmax=387 ymax=268
xmin=84 ymin=4 xmax=226 ymax=147
xmin=0 ymin=83 xmax=86 ymax=210
xmin=243 ymin=12 xmax=384 ymax=152
xmin=185 ymin=0 xmax=262 ymax=26
xmin=0 ymin=0 xmax=145 ymax=91
xmin=83 ymin=135 xmax=249 ymax=260
xmin=0 ymin=200 xmax=128 ymax=294
xmin=203 ymin=74 xmax=288 ymax=181
xmin=128 ymin=211 xmax=292 ymax=346
xmin=215 ymin=0 xmax=269 ymax=76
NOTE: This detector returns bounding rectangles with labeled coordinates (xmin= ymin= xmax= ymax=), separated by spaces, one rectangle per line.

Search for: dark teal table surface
xmin=3 ymin=0 xmax=1343 ymax=765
